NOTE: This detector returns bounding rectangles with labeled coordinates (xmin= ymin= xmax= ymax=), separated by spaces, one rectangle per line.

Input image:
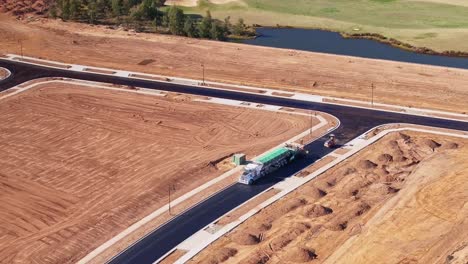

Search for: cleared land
xmin=1 ymin=14 xmax=468 ymax=114
xmin=182 ymin=0 xmax=468 ymax=52
xmin=0 ymin=82 xmax=310 ymax=263
xmin=0 ymin=67 xmax=8 ymax=80
xmin=190 ymin=131 xmax=468 ymax=263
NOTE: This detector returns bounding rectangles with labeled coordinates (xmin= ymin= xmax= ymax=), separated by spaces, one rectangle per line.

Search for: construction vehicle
xmin=324 ymin=134 xmax=337 ymax=148
xmin=238 ymin=143 xmax=304 ymax=185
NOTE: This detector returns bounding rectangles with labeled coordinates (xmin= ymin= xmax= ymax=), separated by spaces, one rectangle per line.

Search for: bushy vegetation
xmin=49 ymin=0 xmax=254 ymax=40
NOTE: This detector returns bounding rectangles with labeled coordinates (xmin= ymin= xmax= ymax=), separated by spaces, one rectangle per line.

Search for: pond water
xmin=241 ymin=28 xmax=468 ymax=69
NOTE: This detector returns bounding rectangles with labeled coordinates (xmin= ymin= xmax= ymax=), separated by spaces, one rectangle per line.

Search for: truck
xmin=324 ymin=134 xmax=337 ymax=148
xmin=238 ymin=143 xmax=304 ymax=185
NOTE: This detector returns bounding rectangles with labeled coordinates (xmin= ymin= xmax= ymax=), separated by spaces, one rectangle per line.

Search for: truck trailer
xmin=238 ymin=143 xmax=304 ymax=185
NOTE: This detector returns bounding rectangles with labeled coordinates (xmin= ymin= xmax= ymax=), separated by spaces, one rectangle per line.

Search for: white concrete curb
xmin=2 ymin=54 xmax=467 ymax=122
xmin=16 ymin=78 xmax=335 ymax=264
xmin=0 ymin=67 xmax=11 ymax=81
xmin=0 ymin=77 xmax=336 ymax=264
xmin=102 ymin=114 xmax=334 ymax=264
xmin=169 ymin=125 xmax=468 ymax=264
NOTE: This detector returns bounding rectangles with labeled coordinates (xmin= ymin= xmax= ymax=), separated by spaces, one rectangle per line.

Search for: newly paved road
xmin=1 ymin=60 xmax=467 ymax=263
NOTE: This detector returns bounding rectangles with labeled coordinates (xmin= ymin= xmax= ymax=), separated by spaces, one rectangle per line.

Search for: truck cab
xmin=238 ymin=162 xmax=263 ymax=185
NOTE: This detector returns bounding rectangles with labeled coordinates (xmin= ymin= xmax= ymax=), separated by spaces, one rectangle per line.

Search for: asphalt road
xmin=1 ymin=60 xmax=467 ymax=264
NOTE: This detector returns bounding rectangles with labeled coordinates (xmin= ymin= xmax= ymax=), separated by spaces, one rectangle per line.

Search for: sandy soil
xmin=0 ymin=14 xmax=467 ymax=113
xmin=190 ymin=131 xmax=468 ymax=264
xmin=0 ymin=83 xmax=310 ymax=264
xmin=0 ymin=67 xmax=8 ymax=80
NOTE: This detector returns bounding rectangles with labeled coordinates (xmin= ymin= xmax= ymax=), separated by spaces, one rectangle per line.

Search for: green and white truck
xmin=238 ymin=143 xmax=304 ymax=185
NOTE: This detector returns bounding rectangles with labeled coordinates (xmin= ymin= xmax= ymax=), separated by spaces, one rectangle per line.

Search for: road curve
xmin=0 ymin=60 xmax=467 ymax=263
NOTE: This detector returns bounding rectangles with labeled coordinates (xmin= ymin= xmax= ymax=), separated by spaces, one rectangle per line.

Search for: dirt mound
xmin=397 ymin=132 xmax=411 ymax=141
xmin=242 ymin=251 xmax=270 ymax=264
xmin=423 ymin=139 xmax=441 ymax=150
xmin=442 ymin=142 xmax=459 ymax=150
xmin=252 ymin=222 xmax=272 ymax=232
xmin=270 ymin=223 xmax=310 ymax=251
xmin=231 ymin=230 xmax=260 ymax=245
xmin=358 ymin=160 xmax=378 ymax=170
xmin=299 ymin=185 xmax=328 ymax=199
xmin=377 ymin=167 xmax=390 ymax=176
xmin=304 ymin=204 xmax=333 ymax=218
xmin=215 ymin=247 xmax=238 ymax=263
xmin=284 ymin=247 xmax=318 ymax=262
xmin=279 ymin=198 xmax=307 ymax=214
xmin=354 ymin=202 xmax=371 ymax=216
xmin=343 ymin=167 xmax=357 ymax=176
xmin=389 ymin=140 xmax=399 ymax=148
xmin=368 ymin=183 xmax=400 ymax=195
xmin=328 ymin=220 xmax=348 ymax=231
xmin=378 ymin=154 xmax=393 ymax=163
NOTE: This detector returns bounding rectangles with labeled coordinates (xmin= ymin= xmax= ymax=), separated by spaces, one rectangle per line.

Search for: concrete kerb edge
xmin=2 ymin=54 xmax=467 ymax=121
xmin=155 ymin=120 xmax=341 ymax=264
xmin=26 ymin=78 xmax=330 ymax=263
xmin=0 ymin=67 xmax=11 ymax=81
xmin=104 ymin=115 xmax=334 ymax=264
xmin=171 ymin=124 xmax=468 ymax=264
xmin=1 ymin=77 xmax=332 ymax=264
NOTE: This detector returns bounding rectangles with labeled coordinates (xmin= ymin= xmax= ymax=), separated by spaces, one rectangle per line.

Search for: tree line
xmin=49 ymin=0 xmax=254 ymax=41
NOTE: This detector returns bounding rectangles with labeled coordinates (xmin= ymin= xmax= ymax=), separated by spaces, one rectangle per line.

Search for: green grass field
xmin=181 ymin=0 xmax=468 ymax=52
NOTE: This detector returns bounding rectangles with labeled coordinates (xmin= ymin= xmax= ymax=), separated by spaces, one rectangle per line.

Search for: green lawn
xmin=182 ymin=0 xmax=468 ymax=52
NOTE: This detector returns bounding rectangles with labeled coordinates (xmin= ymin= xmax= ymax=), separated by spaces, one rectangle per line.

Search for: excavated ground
xmin=0 ymin=67 xmax=8 ymax=80
xmin=190 ymin=131 xmax=468 ymax=264
xmin=0 ymin=82 xmax=310 ymax=264
xmin=1 ymin=14 xmax=468 ymax=113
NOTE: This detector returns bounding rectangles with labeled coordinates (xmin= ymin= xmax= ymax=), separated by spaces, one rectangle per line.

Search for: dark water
xmin=241 ymin=28 xmax=468 ymax=69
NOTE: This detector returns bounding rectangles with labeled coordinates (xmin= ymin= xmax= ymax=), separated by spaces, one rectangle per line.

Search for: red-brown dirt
xmin=0 ymin=14 xmax=467 ymax=113
xmin=0 ymin=82 xmax=310 ymax=264
xmin=190 ymin=131 xmax=468 ymax=264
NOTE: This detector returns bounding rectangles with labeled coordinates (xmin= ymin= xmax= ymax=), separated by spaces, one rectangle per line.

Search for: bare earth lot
xmin=0 ymin=83 xmax=309 ymax=264
xmin=191 ymin=131 xmax=468 ymax=264
xmin=1 ymin=14 xmax=468 ymax=113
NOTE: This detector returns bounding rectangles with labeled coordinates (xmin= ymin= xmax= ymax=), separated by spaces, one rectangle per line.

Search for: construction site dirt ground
xmin=0 ymin=67 xmax=8 ymax=79
xmin=1 ymin=14 xmax=468 ymax=114
xmin=190 ymin=131 xmax=468 ymax=264
xmin=0 ymin=82 xmax=312 ymax=264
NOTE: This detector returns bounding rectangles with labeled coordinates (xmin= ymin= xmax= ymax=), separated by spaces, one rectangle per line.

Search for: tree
xmin=223 ymin=16 xmax=231 ymax=34
xmin=154 ymin=0 xmax=165 ymax=7
xmin=61 ymin=0 xmax=71 ymax=20
xmin=69 ymin=0 xmax=80 ymax=20
xmin=112 ymin=0 xmax=122 ymax=17
xmin=96 ymin=0 xmax=108 ymax=17
xmin=130 ymin=4 xmax=143 ymax=20
xmin=140 ymin=0 xmax=158 ymax=20
xmin=49 ymin=4 xmax=58 ymax=18
xmin=210 ymin=21 xmax=227 ymax=41
xmin=233 ymin=17 xmax=246 ymax=36
xmin=88 ymin=0 xmax=98 ymax=24
xmin=198 ymin=10 xmax=212 ymax=38
xmin=184 ymin=16 xmax=197 ymax=37
xmin=168 ymin=6 xmax=185 ymax=35
xmin=162 ymin=12 xmax=169 ymax=27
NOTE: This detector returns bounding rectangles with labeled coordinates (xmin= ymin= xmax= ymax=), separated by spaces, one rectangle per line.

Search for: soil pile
xmin=190 ymin=131 xmax=467 ymax=264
